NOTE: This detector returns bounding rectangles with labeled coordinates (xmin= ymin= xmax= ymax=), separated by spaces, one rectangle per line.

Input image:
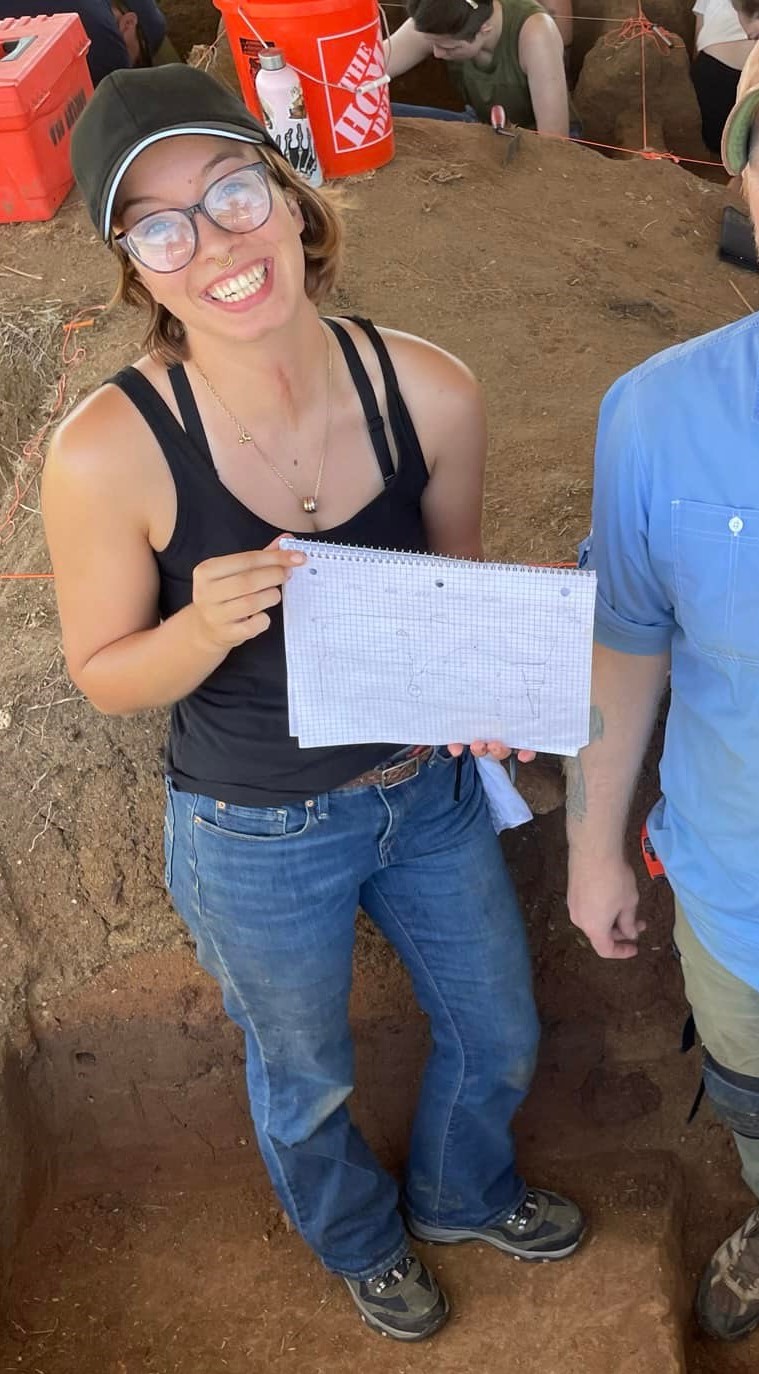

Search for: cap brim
xmin=722 ymin=87 xmax=759 ymax=176
xmin=101 ymin=123 xmax=267 ymax=238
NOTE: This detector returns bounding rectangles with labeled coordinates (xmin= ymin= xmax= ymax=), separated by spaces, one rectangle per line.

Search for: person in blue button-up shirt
xmin=565 ymin=46 xmax=759 ymax=1347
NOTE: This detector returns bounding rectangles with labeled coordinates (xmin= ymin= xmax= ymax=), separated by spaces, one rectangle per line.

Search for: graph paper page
xmin=281 ymin=540 xmax=597 ymax=756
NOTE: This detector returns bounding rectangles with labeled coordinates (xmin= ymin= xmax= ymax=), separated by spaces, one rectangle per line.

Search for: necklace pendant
xmin=303 ymin=496 xmax=318 ymax=514
xmin=238 ymin=430 xmax=252 ymax=444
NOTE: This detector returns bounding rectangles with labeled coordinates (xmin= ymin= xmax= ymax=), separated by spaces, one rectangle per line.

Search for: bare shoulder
xmin=374 ymin=327 xmax=486 ymax=468
xmin=48 ymin=373 xmax=150 ymax=482
xmin=43 ymin=362 xmax=174 ymax=548
xmin=375 ymin=328 xmax=484 ymax=437
xmin=378 ymin=327 xmax=479 ymax=391
xmin=519 ymin=10 xmax=564 ymax=53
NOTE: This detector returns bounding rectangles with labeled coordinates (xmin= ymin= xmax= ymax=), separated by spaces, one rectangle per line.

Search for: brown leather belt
xmin=336 ymin=746 xmax=434 ymax=791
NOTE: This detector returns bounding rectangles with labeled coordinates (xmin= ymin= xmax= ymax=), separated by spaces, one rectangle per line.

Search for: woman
xmin=692 ymin=0 xmax=756 ymax=153
xmin=44 ymin=65 xmax=583 ymax=1342
xmin=386 ymin=0 xmax=573 ymax=137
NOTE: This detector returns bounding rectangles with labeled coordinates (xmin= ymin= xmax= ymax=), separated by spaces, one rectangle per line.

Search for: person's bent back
xmin=385 ymin=0 xmax=571 ymax=137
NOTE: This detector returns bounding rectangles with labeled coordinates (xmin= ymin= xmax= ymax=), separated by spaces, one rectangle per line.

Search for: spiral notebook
xmin=281 ymin=540 xmax=597 ymax=756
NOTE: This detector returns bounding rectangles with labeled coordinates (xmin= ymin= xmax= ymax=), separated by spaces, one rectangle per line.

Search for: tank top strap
xmin=345 ymin=316 xmax=428 ymax=477
xmin=109 ymin=366 xmax=214 ymax=480
xmin=167 ymin=364 xmax=215 ymax=469
xmin=323 ymin=317 xmax=395 ymax=486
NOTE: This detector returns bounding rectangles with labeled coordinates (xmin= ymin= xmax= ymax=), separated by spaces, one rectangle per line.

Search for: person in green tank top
xmin=386 ymin=0 xmax=572 ymax=137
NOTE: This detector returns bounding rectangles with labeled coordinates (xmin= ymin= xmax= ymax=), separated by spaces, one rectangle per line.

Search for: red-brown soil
xmin=0 ymin=62 xmax=756 ymax=1374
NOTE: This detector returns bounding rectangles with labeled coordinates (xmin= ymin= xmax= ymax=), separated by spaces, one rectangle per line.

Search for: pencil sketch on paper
xmin=281 ymin=538 xmax=597 ymax=754
xmin=309 ymin=614 xmax=557 ymax=723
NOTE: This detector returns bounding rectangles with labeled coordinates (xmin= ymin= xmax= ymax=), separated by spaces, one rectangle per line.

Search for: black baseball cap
xmin=71 ymin=65 xmax=282 ymax=240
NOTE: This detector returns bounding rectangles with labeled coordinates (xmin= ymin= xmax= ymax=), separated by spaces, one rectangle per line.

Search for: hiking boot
xmin=407 ymin=1188 xmax=585 ymax=1261
xmin=343 ymin=1253 xmax=449 ymax=1341
xmin=697 ymin=1206 xmax=759 ymax=1341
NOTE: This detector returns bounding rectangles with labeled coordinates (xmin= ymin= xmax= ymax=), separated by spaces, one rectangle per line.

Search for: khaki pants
xmin=674 ymin=900 xmax=759 ymax=1198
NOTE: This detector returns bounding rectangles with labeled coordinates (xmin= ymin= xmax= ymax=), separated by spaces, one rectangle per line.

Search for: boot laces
xmin=506 ymin=1191 xmax=540 ymax=1231
xmin=371 ymin=1254 xmax=415 ymax=1294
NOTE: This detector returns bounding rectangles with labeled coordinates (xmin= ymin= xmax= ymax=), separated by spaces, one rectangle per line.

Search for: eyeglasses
xmin=113 ymin=162 xmax=274 ymax=274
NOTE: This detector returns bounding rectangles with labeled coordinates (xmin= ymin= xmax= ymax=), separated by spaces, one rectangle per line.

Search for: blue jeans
xmin=165 ymin=748 xmax=539 ymax=1280
xmin=391 ymin=102 xmax=479 ymax=122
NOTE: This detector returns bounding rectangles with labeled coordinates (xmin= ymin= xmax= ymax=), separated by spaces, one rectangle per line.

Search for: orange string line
xmin=639 ymin=4 xmax=648 ymax=152
xmin=537 ymin=127 xmax=723 ymax=168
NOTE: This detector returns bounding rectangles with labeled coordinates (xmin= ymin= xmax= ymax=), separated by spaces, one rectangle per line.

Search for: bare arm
xmin=542 ymin=0 xmax=573 ymax=49
xmin=565 ymin=643 xmax=670 ymax=958
xmin=519 ymin=13 xmax=570 ymax=136
xmin=418 ymin=360 xmax=487 ymax=560
xmin=42 ymin=391 xmax=302 ymax=716
xmin=384 ymin=18 xmax=435 ymax=79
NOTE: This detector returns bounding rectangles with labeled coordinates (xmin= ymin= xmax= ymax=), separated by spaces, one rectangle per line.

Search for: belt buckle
xmin=380 ymin=756 xmax=420 ymax=789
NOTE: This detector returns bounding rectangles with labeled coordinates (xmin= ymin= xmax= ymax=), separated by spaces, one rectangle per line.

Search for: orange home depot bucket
xmin=214 ymin=0 xmax=394 ymax=179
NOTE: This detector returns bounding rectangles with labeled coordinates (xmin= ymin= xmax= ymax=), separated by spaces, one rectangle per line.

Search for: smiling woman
xmin=41 ymin=63 xmax=583 ymax=1343
xmin=110 ymin=140 xmax=342 ymax=362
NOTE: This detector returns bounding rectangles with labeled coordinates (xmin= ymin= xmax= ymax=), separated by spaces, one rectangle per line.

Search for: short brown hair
xmin=111 ymin=146 xmax=344 ymax=367
xmin=406 ymin=0 xmax=493 ymax=39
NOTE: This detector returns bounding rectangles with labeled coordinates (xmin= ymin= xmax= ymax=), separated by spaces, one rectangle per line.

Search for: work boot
xmin=408 ymin=1187 xmax=585 ymax=1261
xmin=343 ymin=1253 xmax=449 ymax=1341
xmin=697 ymin=1205 xmax=759 ymax=1341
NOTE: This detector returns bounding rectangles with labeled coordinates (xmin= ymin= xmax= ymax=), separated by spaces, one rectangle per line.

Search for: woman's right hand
xmin=190 ymin=538 xmax=306 ymax=651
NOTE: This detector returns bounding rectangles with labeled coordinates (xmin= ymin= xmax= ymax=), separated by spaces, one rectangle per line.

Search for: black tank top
xmin=111 ymin=318 xmax=430 ymax=805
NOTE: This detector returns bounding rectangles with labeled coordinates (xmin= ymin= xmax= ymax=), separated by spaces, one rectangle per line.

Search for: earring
xmin=214 ymin=253 xmax=234 ymax=269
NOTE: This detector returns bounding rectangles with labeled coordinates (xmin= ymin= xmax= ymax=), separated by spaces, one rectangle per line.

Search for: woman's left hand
xmin=446 ymin=742 xmax=537 ymax=762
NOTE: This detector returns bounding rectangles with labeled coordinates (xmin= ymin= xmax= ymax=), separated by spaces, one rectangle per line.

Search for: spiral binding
xmin=280 ymin=537 xmax=590 ymax=577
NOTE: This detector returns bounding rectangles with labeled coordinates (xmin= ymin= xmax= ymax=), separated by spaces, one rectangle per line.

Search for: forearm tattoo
xmin=564 ymin=705 xmax=604 ymax=822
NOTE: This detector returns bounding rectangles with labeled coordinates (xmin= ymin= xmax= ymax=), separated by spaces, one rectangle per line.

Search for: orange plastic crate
xmin=0 ymin=14 xmax=92 ymax=224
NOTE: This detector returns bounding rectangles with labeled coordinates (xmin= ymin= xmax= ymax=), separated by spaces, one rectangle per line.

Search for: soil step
xmin=1 ymin=1150 xmax=686 ymax=1374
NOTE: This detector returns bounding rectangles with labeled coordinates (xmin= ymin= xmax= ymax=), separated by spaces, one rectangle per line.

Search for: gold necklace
xmin=194 ymin=326 xmax=333 ymax=515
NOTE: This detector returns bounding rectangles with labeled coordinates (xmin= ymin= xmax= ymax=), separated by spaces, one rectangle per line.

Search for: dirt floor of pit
xmin=2 ymin=119 xmax=759 ymax=1373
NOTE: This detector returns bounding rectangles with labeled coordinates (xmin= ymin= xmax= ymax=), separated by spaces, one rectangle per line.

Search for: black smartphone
xmin=719 ymin=205 xmax=759 ymax=274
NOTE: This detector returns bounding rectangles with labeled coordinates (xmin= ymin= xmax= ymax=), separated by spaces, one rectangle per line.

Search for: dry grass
xmin=0 ymin=300 xmax=65 ymax=487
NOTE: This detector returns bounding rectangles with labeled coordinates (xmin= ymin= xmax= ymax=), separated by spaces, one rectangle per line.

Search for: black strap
xmin=680 ymin=1012 xmax=697 ymax=1055
xmin=687 ymin=1079 xmax=706 ymax=1125
xmin=110 ymin=366 xmax=215 ymax=479
xmin=454 ymin=752 xmax=464 ymax=802
xmin=351 ymin=315 xmax=403 ymax=408
xmin=348 ymin=315 xmax=429 ymax=481
xmin=110 ymin=366 xmax=182 ymax=453
xmin=168 ymin=365 xmax=214 ymax=470
xmin=324 ymin=318 xmax=396 ymax=486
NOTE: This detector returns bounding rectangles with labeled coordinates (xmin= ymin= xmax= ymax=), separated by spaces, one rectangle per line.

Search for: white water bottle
xmin=255 ymin=48 xmax=323 ymax=188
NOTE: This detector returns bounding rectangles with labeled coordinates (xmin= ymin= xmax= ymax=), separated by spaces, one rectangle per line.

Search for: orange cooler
xmin=0 ymin=15 xmax=92 ymax=224
xmin=214 ymin=0 xmax=394 ymax=180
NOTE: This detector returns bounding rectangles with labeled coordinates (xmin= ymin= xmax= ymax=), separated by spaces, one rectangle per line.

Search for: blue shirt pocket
xmin=672 ymin=500 xmax=759 ymax=663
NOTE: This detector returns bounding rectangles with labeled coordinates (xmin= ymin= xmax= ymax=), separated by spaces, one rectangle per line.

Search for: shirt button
xmin=729 ymin=515 xmax=744 ymax=534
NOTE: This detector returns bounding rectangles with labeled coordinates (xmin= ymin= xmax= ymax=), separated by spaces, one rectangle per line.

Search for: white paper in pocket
xmin=475 ymin=755 xmax=533 ymax=833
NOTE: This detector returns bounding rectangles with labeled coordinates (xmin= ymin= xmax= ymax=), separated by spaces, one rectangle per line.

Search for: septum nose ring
xmin=214 ymin=253 xmax=234 ymax=269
